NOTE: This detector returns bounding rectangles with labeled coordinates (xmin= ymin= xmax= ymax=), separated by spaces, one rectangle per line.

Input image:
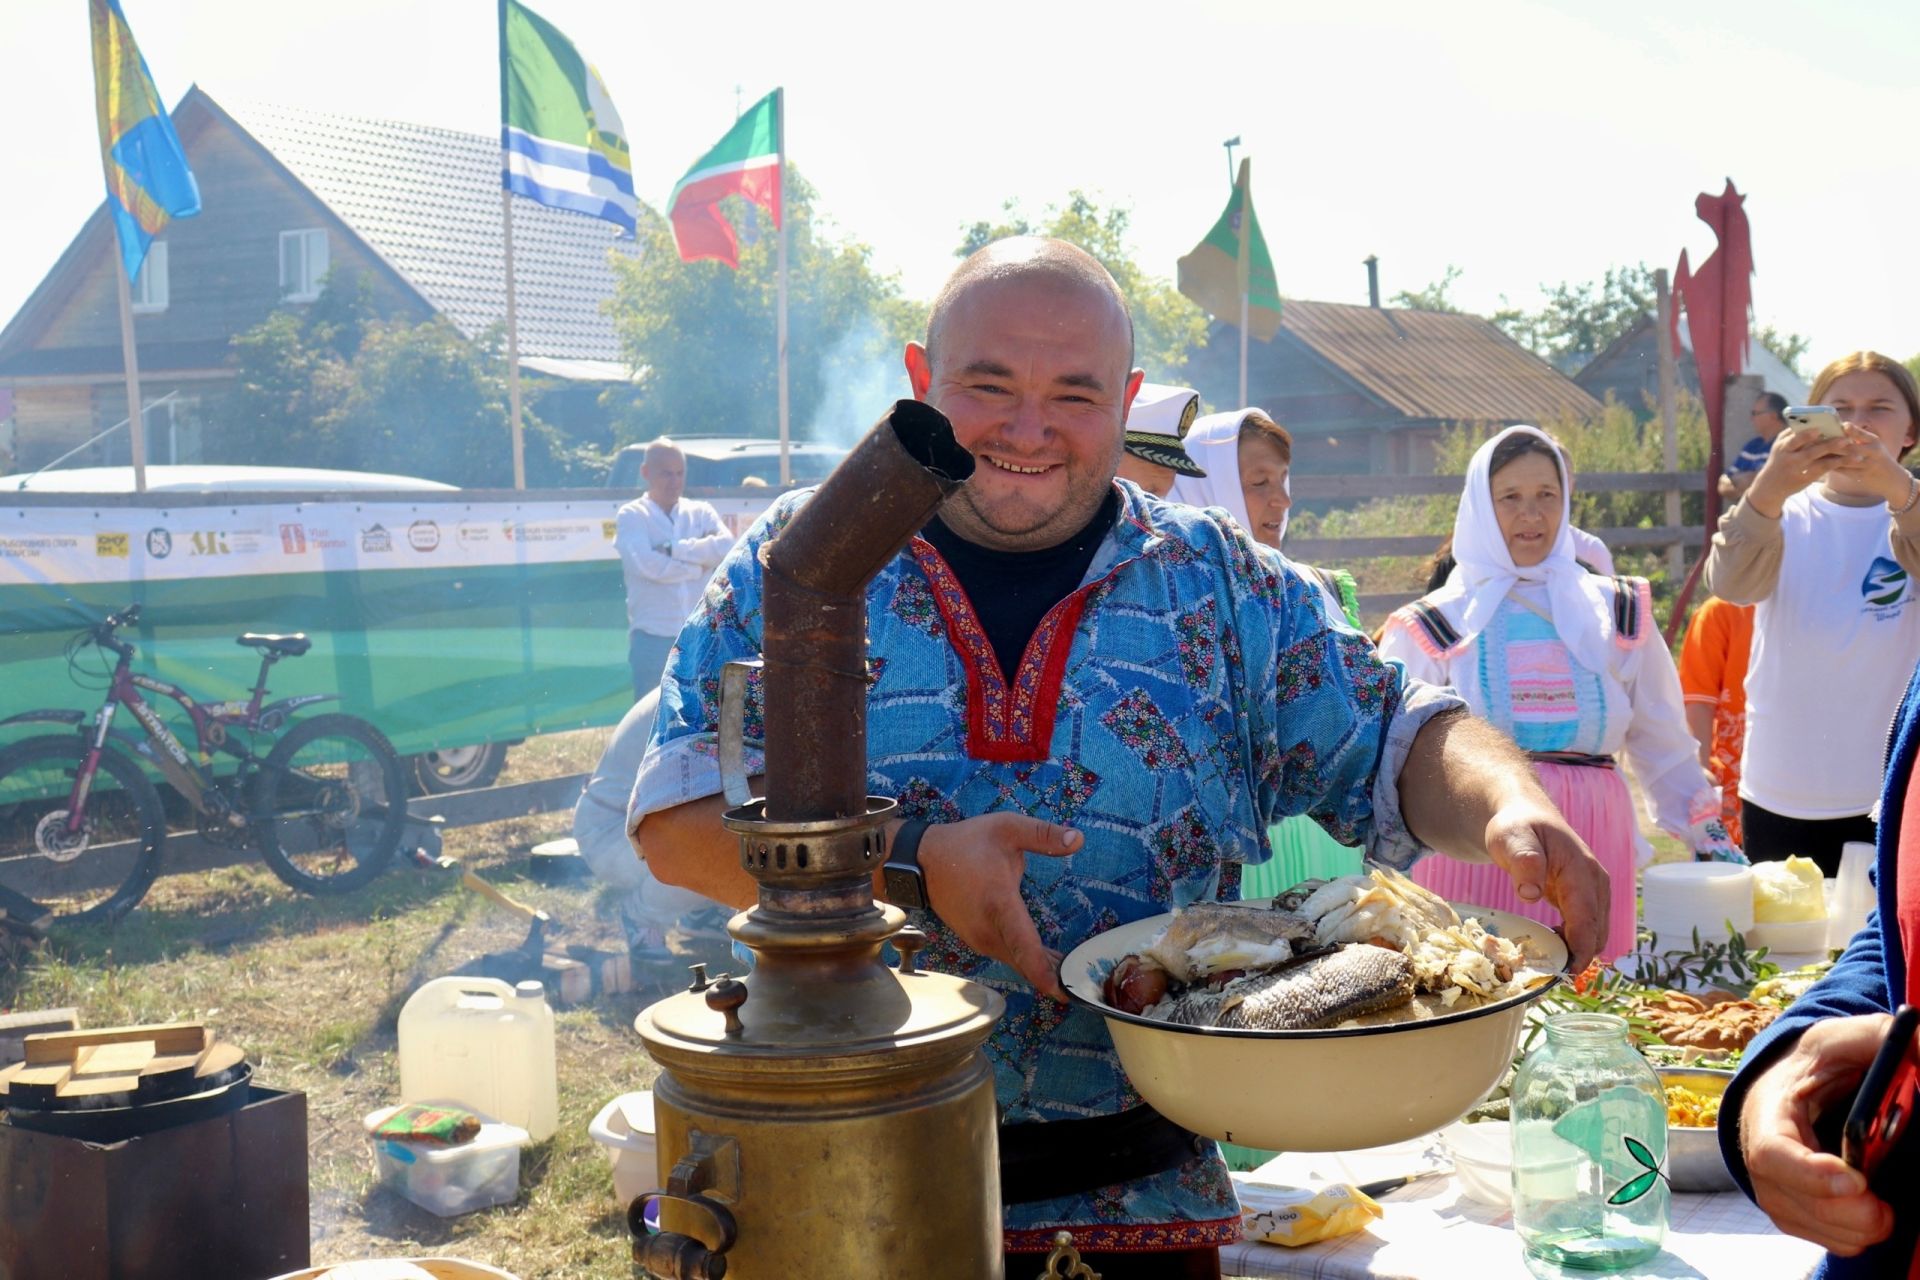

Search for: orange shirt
xmin=1677 ymin=597 xmax=1757 ymax=843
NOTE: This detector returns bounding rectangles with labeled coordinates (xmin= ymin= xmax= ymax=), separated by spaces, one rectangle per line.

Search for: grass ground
xmin=1 ymin=726 xmax=666 ymax=1280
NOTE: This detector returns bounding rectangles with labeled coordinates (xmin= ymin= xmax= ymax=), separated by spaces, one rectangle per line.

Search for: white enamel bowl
xmin=1061 ymin=899 xmax=1569 ymax=1153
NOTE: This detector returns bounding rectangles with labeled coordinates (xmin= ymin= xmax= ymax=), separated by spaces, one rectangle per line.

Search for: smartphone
xmin=1784 ymin=405 xmax=1846 ymax=441
xmin=1842 ymin=1004 xmax=1920 ymax=1187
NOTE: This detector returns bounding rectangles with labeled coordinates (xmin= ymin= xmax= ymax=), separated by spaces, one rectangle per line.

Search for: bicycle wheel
xmin=254 ymin=714 xmax=408 ymax=894
xmin=0 ymin=735 xmax=166 ymax=922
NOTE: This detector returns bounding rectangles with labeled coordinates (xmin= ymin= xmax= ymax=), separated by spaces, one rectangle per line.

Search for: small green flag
xmin=1177 ymin=158 xmax=1282 ymax=341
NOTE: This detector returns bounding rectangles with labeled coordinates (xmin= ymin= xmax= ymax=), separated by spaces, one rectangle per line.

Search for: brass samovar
xmin=632 ymin=402 xmax=1008 ymax=1280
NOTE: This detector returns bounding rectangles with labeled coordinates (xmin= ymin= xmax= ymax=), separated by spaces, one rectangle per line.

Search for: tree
xmin=203 ymin=270 xmax=597 ymax=486
xmin=956 ymin=192 xmax=1208 ymax=381
xmin=1492 ymin=264 xmax=1658 ymax=370
xmin=605 ymin=168 xmax=924 ymax=447
xmin=1752 ymin=323 xmax=1811 ymax=378
xmin=1390 ymin=265 xmax=1464 ymax=313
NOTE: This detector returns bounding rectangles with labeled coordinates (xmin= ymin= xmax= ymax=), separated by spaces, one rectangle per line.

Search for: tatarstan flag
xmin=666 ymin=89 xmax=781 ymax=267
xmin=1177 ymin=157 xmax=1282 ymax=341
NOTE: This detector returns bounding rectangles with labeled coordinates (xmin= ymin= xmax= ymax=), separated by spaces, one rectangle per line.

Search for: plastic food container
xmin=587 ymin=1091 xmax=658 ymax=1207
xmin=1439 ymin=1119 xmax=1514 ymax=1207
xmin=364 ymin=1105 xmax=530 ymax=1218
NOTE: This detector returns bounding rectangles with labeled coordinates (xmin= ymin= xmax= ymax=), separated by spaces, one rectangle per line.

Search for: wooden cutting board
xmin=0 ymin=1022 xmax=246 ymax=1108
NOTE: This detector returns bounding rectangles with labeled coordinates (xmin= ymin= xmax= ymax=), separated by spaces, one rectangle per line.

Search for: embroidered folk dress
xmin=630 ymin=479 xmax=1464 ymax=1252
xmin=1379 ymin=581 xmax=1730 ymax=961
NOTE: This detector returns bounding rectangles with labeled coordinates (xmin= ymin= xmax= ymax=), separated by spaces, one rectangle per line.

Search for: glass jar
xmin=1510 ymin=1012 xmax=1667 ymax=1275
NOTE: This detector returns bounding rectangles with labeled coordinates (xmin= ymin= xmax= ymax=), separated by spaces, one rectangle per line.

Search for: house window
xmin=279 ymin=229 xmax=329 ymax=303
xmin=130 ymin=242 xmax=169 ymax=313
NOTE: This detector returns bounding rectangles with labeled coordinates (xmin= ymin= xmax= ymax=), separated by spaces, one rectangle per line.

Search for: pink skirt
xmin=1409 ymin=760 xmax=1639 ymax=964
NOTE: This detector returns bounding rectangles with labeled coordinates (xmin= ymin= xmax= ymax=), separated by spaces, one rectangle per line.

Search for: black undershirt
xmin=921 ymin=490 xmax=1120 ymax=682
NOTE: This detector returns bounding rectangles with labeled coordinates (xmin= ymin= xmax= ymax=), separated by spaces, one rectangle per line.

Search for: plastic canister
xmin=397 ymin=977 xmax=558 ymax=1140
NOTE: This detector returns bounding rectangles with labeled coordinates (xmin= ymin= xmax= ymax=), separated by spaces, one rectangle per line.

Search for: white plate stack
xmin=1640 ymin=862 xmax=1755 ymax=950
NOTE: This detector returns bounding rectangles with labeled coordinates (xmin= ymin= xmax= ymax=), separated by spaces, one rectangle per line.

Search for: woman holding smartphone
xmin=1704 ymin=351 xmax=1920 ymax=876
xmin=1378 ymin=425 xmax=1738 ymax=963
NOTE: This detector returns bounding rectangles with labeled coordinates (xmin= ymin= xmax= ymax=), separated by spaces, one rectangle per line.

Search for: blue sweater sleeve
xmin=1718 ymin=916 xmax=1892 ymax=1199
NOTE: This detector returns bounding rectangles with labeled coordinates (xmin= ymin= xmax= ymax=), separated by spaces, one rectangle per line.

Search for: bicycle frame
xmin=76 ymin=646 xmax=334 ymax=819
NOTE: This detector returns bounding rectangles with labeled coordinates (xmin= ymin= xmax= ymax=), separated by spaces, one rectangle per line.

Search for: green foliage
xmin=605 ymin=168 xmax=923 ymax=447
xmin=1753 ymin=324 xmax=1812 ymax=378
xmin=956 ymin=191 xmax=1209 ymax=381
xmin=204 ymin=270 xmax=600 ymax=486
xmin=1390 ymin=265 xmax=1464 ymax=313
xmin=1492 ymin=263 xmax=1659 ymax=370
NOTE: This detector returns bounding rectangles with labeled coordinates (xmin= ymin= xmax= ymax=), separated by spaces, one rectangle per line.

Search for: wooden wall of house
xmin=28 ymin=112 xmax=426 ymax=358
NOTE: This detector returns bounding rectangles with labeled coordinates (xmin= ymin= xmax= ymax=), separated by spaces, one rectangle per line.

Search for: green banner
xmin=0 ymin=561 xmax=631 ymax=761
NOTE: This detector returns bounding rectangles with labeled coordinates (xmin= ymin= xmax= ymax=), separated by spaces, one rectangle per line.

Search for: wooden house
xmin=1184 ymin=299 xmax=1602 ymax=476
xmin=0 ymin=88 xmax=638 ymax=474
xmin=1575 ymin=312 xmax=1810 ymax=413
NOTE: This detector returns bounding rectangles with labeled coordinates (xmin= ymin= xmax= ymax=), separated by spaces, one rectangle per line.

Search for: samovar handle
xmin=718 ymin=658 xmax=764 ymax=808
xmin=630 ymin=1186 xmax=738 ymax=1280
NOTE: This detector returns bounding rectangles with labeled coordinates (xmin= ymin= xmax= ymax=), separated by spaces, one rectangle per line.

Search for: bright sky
xmin=7 ymin=0 xmax=1919 ymax=368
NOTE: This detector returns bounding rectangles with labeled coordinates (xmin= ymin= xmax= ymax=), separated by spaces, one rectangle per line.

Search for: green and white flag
xmin=499 ymin=0 xmax=636 ymax=235
xmin=1178 ymin=157 xmax=1281 ymax=341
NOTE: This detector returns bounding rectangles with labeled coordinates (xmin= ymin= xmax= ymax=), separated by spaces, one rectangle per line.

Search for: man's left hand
xmin=1482 ymin=797 xmax=1610 ymax=972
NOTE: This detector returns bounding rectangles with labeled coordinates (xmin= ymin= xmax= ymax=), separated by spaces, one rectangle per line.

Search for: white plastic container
xmin=397 ymin=977 xmax=558 ymax=1140
xmin=363 ymin=1105 xmax=530 ymax=1218
xmin=588 ymin=1091 xmax=659 ymax=1206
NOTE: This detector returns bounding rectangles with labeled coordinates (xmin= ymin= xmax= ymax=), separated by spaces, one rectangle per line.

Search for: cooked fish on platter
xmin=1101 ymin=866 xmax=1558 ymax=1031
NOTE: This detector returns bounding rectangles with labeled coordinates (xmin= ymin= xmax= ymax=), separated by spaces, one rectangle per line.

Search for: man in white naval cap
xmin=1115 ymin=382 xmax=1207 ymax=497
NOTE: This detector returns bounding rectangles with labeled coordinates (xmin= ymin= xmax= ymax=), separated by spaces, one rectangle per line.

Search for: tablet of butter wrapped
xmin=1753 ymin=857 xmax=1825 ymax=923
xmin=1238 ymin=1180 xmax=1384 ymax=1247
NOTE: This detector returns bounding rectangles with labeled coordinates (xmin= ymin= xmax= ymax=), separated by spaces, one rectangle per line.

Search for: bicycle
xmin=0 ymin=604 xmax=409 ymax=921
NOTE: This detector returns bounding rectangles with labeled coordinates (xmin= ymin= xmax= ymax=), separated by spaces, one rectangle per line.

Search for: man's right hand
xmin=1740 ymin=1014 xmax=1894 ymax=1256
xmin=917 ymin=813 xmax=1081 ymax=1001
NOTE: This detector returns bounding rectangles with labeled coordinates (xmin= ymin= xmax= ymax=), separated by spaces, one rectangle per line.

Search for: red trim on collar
xmin=908 ymin=537 xmax=1125 ymax=763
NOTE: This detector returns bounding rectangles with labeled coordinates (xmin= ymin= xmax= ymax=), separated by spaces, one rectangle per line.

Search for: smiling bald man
xmin=632 ymin=237 xmax=1610 ymax=1277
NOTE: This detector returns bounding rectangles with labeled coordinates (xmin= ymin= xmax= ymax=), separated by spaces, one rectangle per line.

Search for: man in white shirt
xmin=614 ymin=440 xmax=735 ymax=699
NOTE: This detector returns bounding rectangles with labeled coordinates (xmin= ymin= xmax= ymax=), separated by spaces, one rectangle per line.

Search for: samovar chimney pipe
xmin=760 ymin=399 xmax=972 ymax=822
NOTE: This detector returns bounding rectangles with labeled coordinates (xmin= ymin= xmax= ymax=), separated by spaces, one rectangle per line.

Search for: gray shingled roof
xmin=220 ymin=96 xmax=640 ymax=377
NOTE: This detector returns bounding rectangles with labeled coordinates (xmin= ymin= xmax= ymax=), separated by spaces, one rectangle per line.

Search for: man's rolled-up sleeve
xmin=1366 ymin=677 xmax=1468 ymax=870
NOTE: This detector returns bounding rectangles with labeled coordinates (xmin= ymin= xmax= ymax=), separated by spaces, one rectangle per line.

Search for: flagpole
xmin=503 ymin=189 xmax=526 ymax=490
xmin=112 ymin=254 xmax=148 ymax=493
xmin=774 ymin=86 xmax=790 ymax=486
xmin=1235 ymin=158 xmax=1252 ymax=409
xmin=497 ymin=0 xmax=525 ymax=490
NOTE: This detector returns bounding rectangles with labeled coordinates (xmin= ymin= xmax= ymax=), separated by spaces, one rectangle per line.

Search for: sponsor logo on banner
xmin=190 ymin=531 xmax=231 ymax=556
xmin=362 ymin=524 xmax=393 ymax=552
xmin=602 ymin=520 xmax=617 ymax=542
xmin=304 ymin=524 xmax=351 ymax=551
xmin=96 ymin=533 xmax=130 ymax=558
xmin=408 ymin=520 xmax=441 ymax=552
xmin=0 ymin=534 xmax=82 ymax=559
xmin=458 ymin=522 xmax=491 ymax=547
xmin=146 ymin=528 xmax=173 ymax=559
xmin=280 ymin=524 xmax=307 ymax=554
xmin=502 ymin=519 xmax=593 ymax=545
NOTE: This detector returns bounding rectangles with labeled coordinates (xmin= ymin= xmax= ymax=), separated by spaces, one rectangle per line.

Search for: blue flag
xmin=90 ymin=0 xmax=201 ymax=282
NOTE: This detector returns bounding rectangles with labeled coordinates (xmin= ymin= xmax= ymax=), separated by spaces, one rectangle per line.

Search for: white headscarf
xmin=1168 ymin=409 xmax=1291 ymax=544
xmin=1432 ymin=424 xmax=1617 ymax=675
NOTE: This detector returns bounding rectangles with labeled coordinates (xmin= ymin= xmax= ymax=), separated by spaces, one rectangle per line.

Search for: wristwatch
xmin=883 ymin=819 xmax=930 ymax=912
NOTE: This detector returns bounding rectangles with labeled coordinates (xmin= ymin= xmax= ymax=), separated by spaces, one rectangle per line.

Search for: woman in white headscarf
xmin=1377 ymin=425 xmax=1740 ymax=963
xmin=1171 ymin=408 xmax=1365 ymax=895
xmin=1171 ymin=408 xmax=1358 ymax=625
